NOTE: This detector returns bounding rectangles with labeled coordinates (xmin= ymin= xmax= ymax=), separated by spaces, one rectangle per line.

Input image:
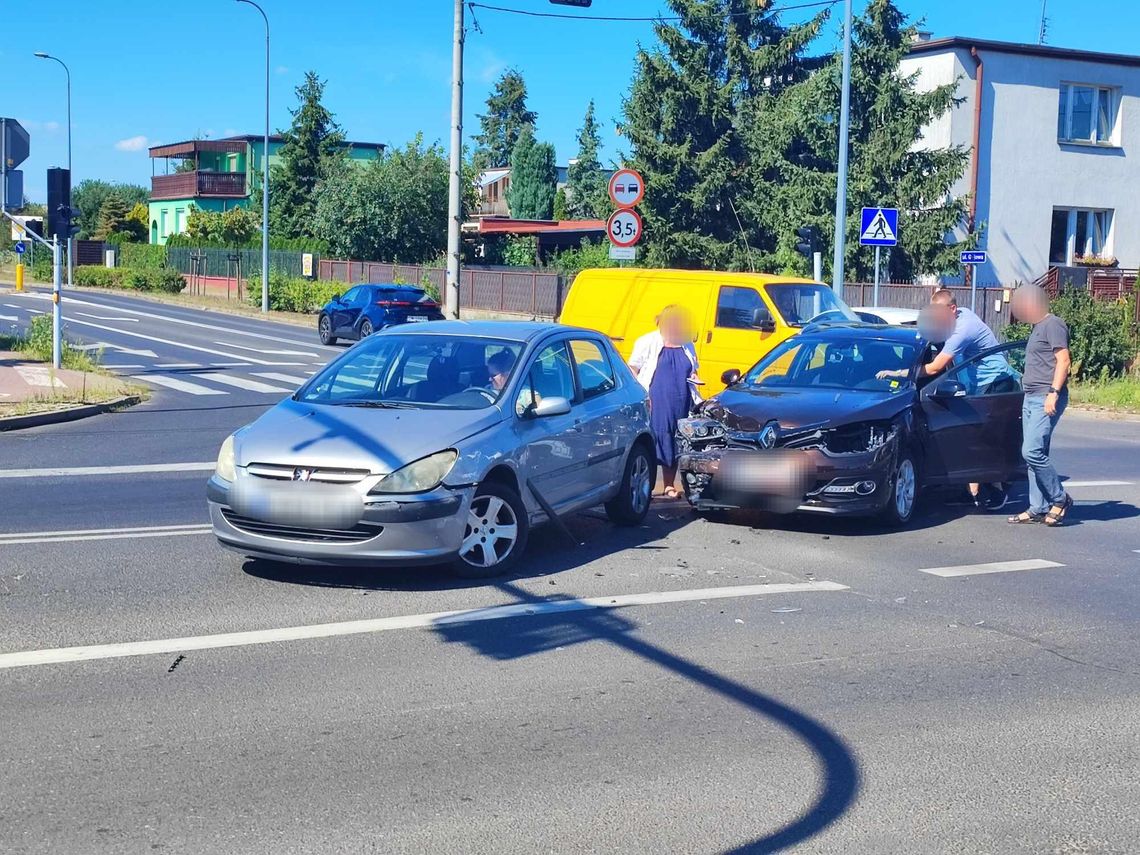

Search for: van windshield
xmin=767 ymin=283 xmax=858 ymax=326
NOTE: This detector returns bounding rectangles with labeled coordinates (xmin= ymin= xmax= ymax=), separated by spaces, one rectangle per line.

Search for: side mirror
xmin=752 ymin=309 xmax=776 ymax=333
xmin=932 ymin=379 xmax=966 ymax=400
xmin=721 ymin=369 xmax=742 ymax=386
xmin=530 ymin=396 xmax=572 ymax=418
xmin=331 ymin=293 xmax=342 ymax=303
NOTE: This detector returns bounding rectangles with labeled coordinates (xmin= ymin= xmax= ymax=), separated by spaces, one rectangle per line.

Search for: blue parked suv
xmin=317 ymin=283 xmax=446 ymax=345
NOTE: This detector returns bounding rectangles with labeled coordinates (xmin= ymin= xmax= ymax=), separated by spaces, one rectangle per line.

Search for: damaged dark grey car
xmin=677 ymin=324 xmax=1029 ymax=525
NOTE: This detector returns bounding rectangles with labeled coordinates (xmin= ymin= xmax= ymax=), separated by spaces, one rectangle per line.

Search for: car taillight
xmin=376 ymin=300 xmax=415 ymax=307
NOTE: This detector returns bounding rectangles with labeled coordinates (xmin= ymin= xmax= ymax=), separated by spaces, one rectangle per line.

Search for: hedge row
xmin=75 ymin=265 xmax=186 ymax=294
xmin=118 ymin=243 xmax=168 ymax=270
xmin=246 ymin=271 xmax=344 ymax=314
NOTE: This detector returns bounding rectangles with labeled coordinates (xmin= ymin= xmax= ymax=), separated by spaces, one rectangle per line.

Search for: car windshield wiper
xmin=339 ymin=399 xmax=417 ymax=409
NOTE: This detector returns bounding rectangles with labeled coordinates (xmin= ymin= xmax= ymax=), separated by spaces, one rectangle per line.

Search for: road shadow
xmin=242 ymin=504 xmax=694 ymax=592
xmin=1055 ymin=500 xmax=1140 ymax=528
xmin=432 ymin=580 xmax=861 ymax=853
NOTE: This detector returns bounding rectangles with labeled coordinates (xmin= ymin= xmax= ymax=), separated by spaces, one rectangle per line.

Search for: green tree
xmin=93 ymin=195 xmax=130 ymax=240
xmin=314 ymin=133 xmax=450 ymax=263
xmin=507 ymin=125 xmax=557 ymax=220
xmin=763 ymin=0 xmax=970 ymax=279
xmin=566 ymin=101 xmax=609 ymax=219
xmin=622 ymin=0 xmax=824 ymax=269
xmin=269 ymin=71 xmax=346 ymax=240
xmin=473 ymin=69 xmax=538 ymax=171
xmin=71 ymin=180 xmax=148 ymax=239
xmin=552 ymin=187 xmax=569 ymax=221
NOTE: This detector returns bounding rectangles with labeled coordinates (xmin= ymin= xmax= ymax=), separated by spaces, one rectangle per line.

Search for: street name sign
xmin=859 ymin=207 xmax=899 ymax=247
xmin=960 ymin=250 xmax=987 ymax=265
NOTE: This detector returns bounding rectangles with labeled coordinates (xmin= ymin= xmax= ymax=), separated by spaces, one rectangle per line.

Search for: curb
xmin=0 ymin=395 xmax=143 ymax=432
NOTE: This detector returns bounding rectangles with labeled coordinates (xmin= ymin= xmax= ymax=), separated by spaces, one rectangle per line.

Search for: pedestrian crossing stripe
xmin=860 ymin=209 xmax=897 ymax=244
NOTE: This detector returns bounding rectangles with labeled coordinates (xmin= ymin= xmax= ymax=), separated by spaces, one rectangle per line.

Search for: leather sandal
xmin=1007 ymin=510 xmax=1043 ymax=524
xmin=1043 ymin=494 xmax=1073 ymax=527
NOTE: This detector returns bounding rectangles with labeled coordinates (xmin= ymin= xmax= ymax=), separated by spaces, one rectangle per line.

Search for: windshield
xmin=767 ymin=283 xmax=858 ymax=326
xmin=743 ymin=336 xmax=919 ymax=393
xmin=297 ymin=335 xmax=524 ymax=409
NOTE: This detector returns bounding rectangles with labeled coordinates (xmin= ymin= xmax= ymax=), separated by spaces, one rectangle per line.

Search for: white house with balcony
xmin=902 ymin=36 xmax=1140 ymax=284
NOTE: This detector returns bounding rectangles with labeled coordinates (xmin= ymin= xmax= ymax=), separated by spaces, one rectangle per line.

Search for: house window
xmin=1057 ymin=84 xmax=1118 ymax=145
xmin=1048 ymin=207 xmax=1114 ymax=264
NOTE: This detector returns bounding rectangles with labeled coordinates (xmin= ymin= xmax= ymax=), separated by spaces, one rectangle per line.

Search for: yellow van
xmin=559 ymin=269 xmax=858 ymax=390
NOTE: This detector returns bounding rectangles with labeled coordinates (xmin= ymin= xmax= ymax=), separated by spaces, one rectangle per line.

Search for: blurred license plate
xmin=407 ymin=316 xmax=429 ymax=322
xmin=715 ymin=450 xmax=816 ymax=513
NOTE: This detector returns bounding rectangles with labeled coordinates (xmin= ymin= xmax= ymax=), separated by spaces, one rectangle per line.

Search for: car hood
xmin=702 ymin=385 xmax=914 ymax=432
xmin=234 ymin=397 xmax=502 ymax=475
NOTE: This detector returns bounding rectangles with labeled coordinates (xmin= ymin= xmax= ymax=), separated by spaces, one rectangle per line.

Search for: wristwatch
xmin=1047 ymin=386 xmax=1060 ymax=394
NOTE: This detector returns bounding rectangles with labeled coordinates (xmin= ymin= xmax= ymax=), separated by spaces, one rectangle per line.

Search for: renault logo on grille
xmin=759 ymin=424 xmax=778 ymax=449
xmin=292 ymin=468 xmax=314 ymax=482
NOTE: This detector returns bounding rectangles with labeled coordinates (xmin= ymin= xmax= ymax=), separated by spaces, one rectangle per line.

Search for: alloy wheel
xmin=895 ymin=458 xmax=916 ymax=519
xmin=630 ymin=453 xmax=652 ymax=515
xmin=460 ymin=495 xmax=519 ymax=569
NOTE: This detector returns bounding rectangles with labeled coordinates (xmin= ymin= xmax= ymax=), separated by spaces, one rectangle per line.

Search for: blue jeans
xmin=1022 ymin=391 xmax=1068 ymax=514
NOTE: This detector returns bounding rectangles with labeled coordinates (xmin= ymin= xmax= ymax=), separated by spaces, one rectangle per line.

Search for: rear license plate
xmin=406 ymin=316 xmax=429 ymax=323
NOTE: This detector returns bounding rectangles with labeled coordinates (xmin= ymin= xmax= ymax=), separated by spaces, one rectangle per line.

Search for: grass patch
xmin=0 ymin=389 xmax=142 ymax=418
xmin=0 ymin=314 xmax=102 ymax=373
xmin=1070 ymin=378 xmax=1140 ymax=413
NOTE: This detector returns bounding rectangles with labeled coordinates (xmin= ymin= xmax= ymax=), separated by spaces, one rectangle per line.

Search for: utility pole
xmin=35 ymin=52 xmax=72 ymax=290
xmin=237 ymin=0 xmax=270 ymax=314
xmin=831 ymin=0 xmax=853 ymax=300
xmin=445 ymin=0 xmax=465 ymax=320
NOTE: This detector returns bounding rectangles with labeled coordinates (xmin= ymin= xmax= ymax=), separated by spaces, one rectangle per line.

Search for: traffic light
xmin=47 ymin=167 xmax=73 ymax=240
xmin=795 ymin=225 xmax=819 ymax=259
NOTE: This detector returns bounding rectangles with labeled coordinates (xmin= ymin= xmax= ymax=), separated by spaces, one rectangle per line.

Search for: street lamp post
xmin=445 ymin=0 xmax=464 ymax=320
xmin=831 ymin=0 xmax=853 ymax=299
xmin=34 ymin=51 xmax=73 ymax=291
xmin=237 ymin=0 xmax=270 ymax=314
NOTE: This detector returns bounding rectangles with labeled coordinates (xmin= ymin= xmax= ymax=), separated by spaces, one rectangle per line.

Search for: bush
xmin=74 ymin=266 xmax=120 ymax=288
xmin=120 ymin=243 xmax=167 ymax=270
xmin=247 ymin=271 xmax=344 ymax=313
xmin=550 ymin=239 xmax=619 ymax=279
xmin=16 ymin=314 xmax=98 ymax=372
xmin=1005 ymin=287 xmax=1137 ymax=382
xmin=121 ymin=269 xmax=151 ymax=291
xmin=150 ymin=268 xmax=186 ymax=293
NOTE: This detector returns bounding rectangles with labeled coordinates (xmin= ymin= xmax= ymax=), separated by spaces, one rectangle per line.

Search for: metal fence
xmin=166 ymin=246 xmax=307 ymax=278
xmin=842 ymin=282 xmax=1013 ymax=328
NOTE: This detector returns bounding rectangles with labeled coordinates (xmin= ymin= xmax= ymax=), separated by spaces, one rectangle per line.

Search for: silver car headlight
xmin=373 ymin=450 xmax=458 ymax=494
xmin=216 ymin=434 xmax=237 ymax=482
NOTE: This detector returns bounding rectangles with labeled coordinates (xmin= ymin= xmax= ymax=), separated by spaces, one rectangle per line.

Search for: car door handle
xmin=706 ymin=331 xmax=713 ymax=344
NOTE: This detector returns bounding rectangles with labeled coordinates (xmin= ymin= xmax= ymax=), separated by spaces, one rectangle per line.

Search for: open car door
xmin=919 ymin=340 xmax=1028 ymax=486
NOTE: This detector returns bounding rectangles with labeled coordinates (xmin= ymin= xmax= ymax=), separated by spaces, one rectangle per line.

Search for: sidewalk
xmin=0 ymin=351 xmax=139 ymax=424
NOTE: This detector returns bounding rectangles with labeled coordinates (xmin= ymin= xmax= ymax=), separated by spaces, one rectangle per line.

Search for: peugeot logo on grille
xmin=292 ymin=468 xmax=314 ymax=482
xmin=758 ymin=423 xmax=778 ymax=449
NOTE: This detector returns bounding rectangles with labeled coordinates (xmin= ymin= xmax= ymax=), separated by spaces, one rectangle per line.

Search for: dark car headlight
xmin=820 ymin=421 xmax=895 ymax=455
xmin=678 ymin=418 xmax=726 ymax=440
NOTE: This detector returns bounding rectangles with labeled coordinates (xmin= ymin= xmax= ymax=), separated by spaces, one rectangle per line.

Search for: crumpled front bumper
xmin=678 ymin=436 xmax=899 ymax=516
xmin=207 ymin=474 xmax=473 ymax=565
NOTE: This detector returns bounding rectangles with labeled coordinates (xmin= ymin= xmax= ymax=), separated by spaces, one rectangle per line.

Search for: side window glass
xmin=570 ymin=340 xmax=616 ymax=400
xmin=518 ymin=342 xmax=576 ymax=416
xmin=716 ymin=286 xmax=769 ymax=329
xmin=947 ymin=344 xmax=1025 ymax=397
xmin=340 ymin=287 xmax=361 ymax=305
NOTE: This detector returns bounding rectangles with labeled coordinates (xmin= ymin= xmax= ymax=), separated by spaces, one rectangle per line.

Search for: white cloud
xmin=275 ymin=65 xmax=289 ymax=75
xmin=114 ymin=135 xmax=149 ymax=152
xmin=44 ymin=121 xmax=60 ymax=133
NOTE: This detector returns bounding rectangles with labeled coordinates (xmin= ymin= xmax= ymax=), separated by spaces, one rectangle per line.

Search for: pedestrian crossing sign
xmin=859 ymin=207 xmax=899 ymax=247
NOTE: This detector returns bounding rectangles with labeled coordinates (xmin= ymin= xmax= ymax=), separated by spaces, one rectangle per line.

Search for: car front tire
xmin=452 ymin=482 xmax=530 ymax=579
xmin=605 ymin=443 xmax=654 ymax=526
xmin=360 ymin=319 xmax=374 ymax=339
xmin=318 ymin=314 xmax=337 ymax=345
xmin=879 ymin=450 xmax=919 ymax=527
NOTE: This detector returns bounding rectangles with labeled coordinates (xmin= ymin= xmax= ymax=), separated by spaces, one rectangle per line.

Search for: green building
xmin=146 ymin=134 xmax=384 ymax=245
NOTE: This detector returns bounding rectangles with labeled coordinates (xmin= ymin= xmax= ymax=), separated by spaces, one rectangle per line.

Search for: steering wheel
xmin=806 ymin=309 xmax=849 ymax=325
xmin=440 ymin=387 xmax=497 ymax=406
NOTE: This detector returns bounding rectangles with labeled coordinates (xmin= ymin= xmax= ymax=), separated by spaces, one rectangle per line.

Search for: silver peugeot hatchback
xmin=208 ymin=321 xmax=655 ymax=577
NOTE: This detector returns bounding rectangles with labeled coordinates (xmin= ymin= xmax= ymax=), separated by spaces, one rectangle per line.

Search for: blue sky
xmin=4 ymin=0 xmax=1136 ymax=202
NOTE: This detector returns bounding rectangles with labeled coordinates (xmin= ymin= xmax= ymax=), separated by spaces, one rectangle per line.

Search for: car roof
xmin=356 ymin=282 xmax=423 ymax=289
xmin=798 ymin=321 xmax=924 ymax=344
xmin=386 ymin=319 xmax=597 ymax=343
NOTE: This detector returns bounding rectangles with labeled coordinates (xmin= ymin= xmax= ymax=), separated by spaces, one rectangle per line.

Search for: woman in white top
xmin=628 ymin=305 xmax=703 ymax=499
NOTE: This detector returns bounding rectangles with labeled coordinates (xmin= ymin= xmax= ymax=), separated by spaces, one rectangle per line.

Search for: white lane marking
xmin=138 ymin=374 xmax=227 ymax=396
xmin=59 ymin=316 xmax=305 ymax=366
xmin=154 ymin=362 xmax=202 ymax=369
xmin=0 ymin=524 xmax=212 ymax=546
xmin=26 ymin=308 xmax=45 ymax=315
xmin=208 ymin=362 xmax=252 ymax=368
xmin=0 ymin=314 xmax=17 ymax=321
xmin=253 ymin=372 xmax=309 ymax=385
xmin=4 ymin=303 xmax=23 ymax=309
xmin=1062 ymin=480 xmax=1133 ymax=488
xmin=0 ymin=581 xmax=849 ymax=671
xmin=14 ymin=365 xmax=66 ymax=389
xmin=919 ymin=559 xmax=1064 ymax=578
xmin=102 ymin=363 xmax=145 ymax=370
xmin=75 ymin=311 xmax=139 ymax=322
xmin=0 ymin=462 xmax=215 ymax=479
xmin=196 ymin=372 xmax=292 ymax=394
xmin=25 ymin=293 xmax=339 ymax=352
xmin=219 ymin=342 xmax=319 ymax=357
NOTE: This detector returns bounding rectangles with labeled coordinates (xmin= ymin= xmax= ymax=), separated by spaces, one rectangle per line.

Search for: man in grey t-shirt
xmin=1008 ymin=285 xmax=1073 ymax=526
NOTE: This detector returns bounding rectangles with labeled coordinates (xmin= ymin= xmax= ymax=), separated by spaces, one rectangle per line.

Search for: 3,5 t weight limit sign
xmin=607 ymin=209 xmax=642 ymax=248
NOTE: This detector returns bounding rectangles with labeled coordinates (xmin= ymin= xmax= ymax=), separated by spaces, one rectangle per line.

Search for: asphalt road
xmin=1 ymin=290 xmax=1138 ymax=854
